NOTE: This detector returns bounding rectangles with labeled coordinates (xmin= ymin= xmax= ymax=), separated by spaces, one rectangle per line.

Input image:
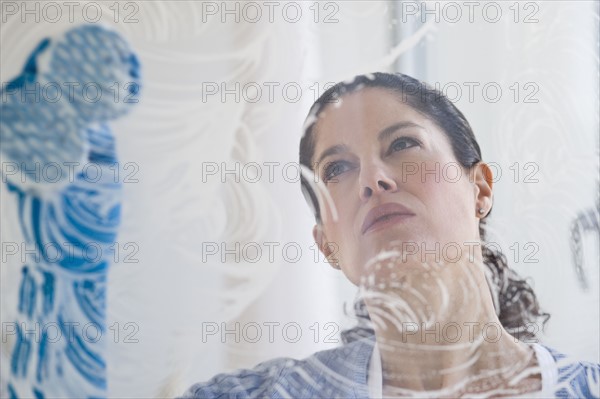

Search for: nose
xmin=358 ymin=161 xmax=398 ymax=201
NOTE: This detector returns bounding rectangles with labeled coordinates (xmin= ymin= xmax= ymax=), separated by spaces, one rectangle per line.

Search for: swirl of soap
xmin=0 ymin=25 xmax=141 ymax=195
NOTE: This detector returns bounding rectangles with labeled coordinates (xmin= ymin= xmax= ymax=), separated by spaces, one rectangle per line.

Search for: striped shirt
xmin=181 ymin=334 xmax=600 ymax=398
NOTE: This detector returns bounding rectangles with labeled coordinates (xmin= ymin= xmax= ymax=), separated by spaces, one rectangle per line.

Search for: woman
xmin=182 ymin=73 xmax=599 ymax=398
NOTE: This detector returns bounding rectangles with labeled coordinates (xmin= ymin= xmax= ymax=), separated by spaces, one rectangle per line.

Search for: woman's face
xmin=311 ymin=87 xmax=492 ymax=285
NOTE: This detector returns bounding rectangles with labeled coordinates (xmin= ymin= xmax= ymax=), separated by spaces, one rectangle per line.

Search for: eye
xmin=323 ymin=160 xmax=352 ymax=182
xmin=388 ymin=136 xmax=420 ymax=154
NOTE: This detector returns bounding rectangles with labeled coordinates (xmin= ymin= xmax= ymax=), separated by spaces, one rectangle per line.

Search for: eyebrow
xmin=378 ymin=121 xmax=424 ymax=142
xmin=316 ymin=121 xmax=425 ymax=165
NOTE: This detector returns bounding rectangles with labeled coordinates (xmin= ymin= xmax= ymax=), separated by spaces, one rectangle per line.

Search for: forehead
xmin=312 ymin=87 xmax=437 ymax=148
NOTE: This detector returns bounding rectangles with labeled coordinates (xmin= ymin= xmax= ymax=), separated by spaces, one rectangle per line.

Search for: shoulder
xmin=542 ymin=345 xmax=600 ymax=398
xmin=179 ymin=336 xmax=375 ymax=399
xmin=178 ymin=356 xmax=292 ymax=399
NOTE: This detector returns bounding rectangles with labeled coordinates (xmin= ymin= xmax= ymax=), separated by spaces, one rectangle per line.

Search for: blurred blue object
xmin=0 ymin=24 xmax=141 ymax=195
xmin=0 ymin=24 xmax=141 ymax=398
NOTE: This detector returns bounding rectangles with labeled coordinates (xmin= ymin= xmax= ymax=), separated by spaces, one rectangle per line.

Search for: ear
xmin=312 ymin=224 xmax=340 ymax=269
xmin=472 ymin=162 xmax=493 ymax=217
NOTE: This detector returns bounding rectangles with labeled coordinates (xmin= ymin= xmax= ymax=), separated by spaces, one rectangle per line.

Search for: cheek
xmin=320 ymin=191 xmax=354 ymax=236
xmin=410 ymin=159 xmax=473 ymax=207
xmin=406 ymin=166 xmax=475 ymax=231
xmin=320 ymin=177 xmax=355 ymax=212
xmin=320 ymin=201 xmax=359 ymax=259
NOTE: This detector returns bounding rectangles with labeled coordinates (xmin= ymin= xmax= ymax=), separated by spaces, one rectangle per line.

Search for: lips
xmin=361 ymin=203 xmax=415 ymax=235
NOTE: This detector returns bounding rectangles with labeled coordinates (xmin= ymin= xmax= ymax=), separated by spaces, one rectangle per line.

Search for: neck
xmin=374 ymin=320 xmax=534 ymax=396
xmin=361 ymin=251 xmax=538 ymax=396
